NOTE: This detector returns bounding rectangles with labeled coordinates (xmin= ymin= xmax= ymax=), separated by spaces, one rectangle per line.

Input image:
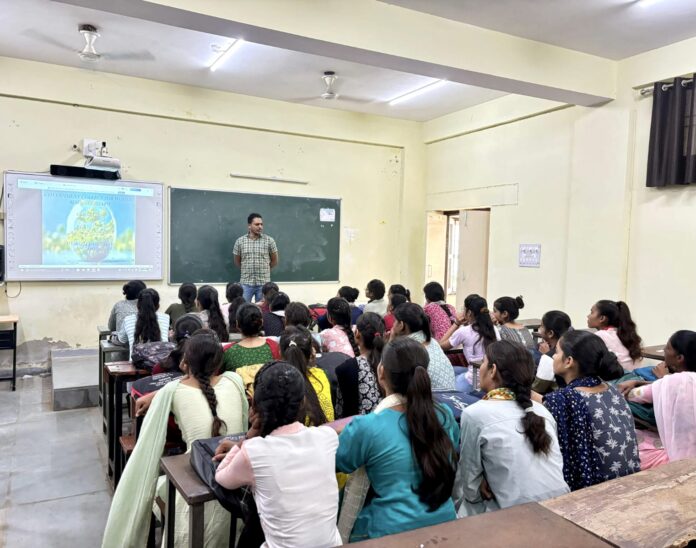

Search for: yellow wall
xmin=0 ymin=57 xmax=424 ymax=361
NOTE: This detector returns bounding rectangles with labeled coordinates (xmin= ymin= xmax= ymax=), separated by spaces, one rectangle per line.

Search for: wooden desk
xmin=160 ymin=453 xmax=216 ymax=548
xmin=642 ymin=344 xmax=665 ymax=361
xmin=542 ymin=458 xmax=696 ymax=547
xmin=0 ymin=315 xmax=19 ymax=391
xmin=519 ymin=318 xmax=542 ymax=330
xmin=104 ymin=361 xmax=149 ymax=488
xmin=351 ymin=502 xmax=611 ymax=547
xmin=100 ymin=340 xmax=127 ymax=435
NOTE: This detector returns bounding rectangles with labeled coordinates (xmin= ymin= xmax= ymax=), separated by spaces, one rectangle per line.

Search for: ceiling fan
xmin=293 ymin=71 xmax=372 ymax=103
xmin=22 ymin=24 xmax=154 ymax=62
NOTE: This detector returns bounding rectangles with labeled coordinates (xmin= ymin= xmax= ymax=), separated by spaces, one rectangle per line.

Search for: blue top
xmin=336 ymin=405 xmax=459 ymax=541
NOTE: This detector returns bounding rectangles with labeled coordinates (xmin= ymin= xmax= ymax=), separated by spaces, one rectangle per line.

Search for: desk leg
xmin=107 ymin=374 xmax=115 ymax=481
xmin=166 ymin=479 xmax=176 ymax=548
xmin=11 ymin=322 xmax=16 ymax=392
xmin=98 ymin=347 xmax=104 ymax=409
xmin=114 ymin=377 xmax=124 ymax=487
xmin=189 ymin=503 xmax=204 ymax=548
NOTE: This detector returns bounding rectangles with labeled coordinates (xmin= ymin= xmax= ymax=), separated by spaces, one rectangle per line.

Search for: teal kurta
xmin=336 ymin=405 xmax=459 ymax=541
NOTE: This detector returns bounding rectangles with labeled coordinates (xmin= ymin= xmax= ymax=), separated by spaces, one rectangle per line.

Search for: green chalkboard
xmin=169 ymin=187 xmax=341 ymax=283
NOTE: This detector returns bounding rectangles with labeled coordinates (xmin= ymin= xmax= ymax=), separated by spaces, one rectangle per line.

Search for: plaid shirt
xmin=233 ymin=233 xmax=278 ymax=285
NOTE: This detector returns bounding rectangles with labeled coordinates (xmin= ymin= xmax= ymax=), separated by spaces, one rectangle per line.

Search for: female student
xmin=335 ymin=312 xmax=385 ymax=416
xmin=259 ymin=282 xmax=279 ymax=313
xmin=220 ymin=282 xmax=244 ymax=324
xmin=587 ymin=299 xmax=643 ymax=371
xmin=533 ymin=310 xmax=572 ymax=394
xmin=164 ymin=282 xmax=197 ymax=326
xmin=383 ymin=293 xmax=408 ymax=333
xmin=336 ymin=338 xmax=459 ymax=541
xmin=226 ymin=296 xmax=246 ymax=334
xmin=363 ymin=279 xmax=387 ymax=317
xmin=320 ymin=297 xmax=360 ymax=357
xmin=391 ymin=303 xmax=456 ymax=390
xmin=388 ymin=284 xmax=411 ymax=302
xmin=541 ymin=330 xmax=640 ymax=490
xmin=103 ymin=330 xmax=248 ymax=547
xmin=423 ymin=281 xmax=458 ymax=340
xmin=117 ymin=288 xmax=170 ymax=358
xmin=262 ymin=291 xmax=290 ymax=337
xmin=153 ymin=313 xmax=203 ymax=375
xmin=197 ymin=285 xmax=229 ymax=343
xmin=280 ymin=326 xmax=333 ymax=422
xmin=107 ymin=279 xmax=146 ymax=331
xmin=215 ymin=361 xmax=342 ymax=548
xmin=222 ymin=304 xmax=280 ymax=372
xmin=624 ymin=330 xmax=696 ymax=469
xmin=317 ymin=286 xmax=362 ymax=330
xmin=493 ymin=296 xmax=535 ymax=349
xmin=454 ymin=340 xmax=568 ymax=516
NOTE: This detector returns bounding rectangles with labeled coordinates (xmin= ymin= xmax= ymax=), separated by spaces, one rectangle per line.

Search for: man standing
xmin=233 ymin=213 xmax=279 ymax=302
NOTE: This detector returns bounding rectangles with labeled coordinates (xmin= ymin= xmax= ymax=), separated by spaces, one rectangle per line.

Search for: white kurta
xmin=453 ymin=400 xmax=569 ymax=516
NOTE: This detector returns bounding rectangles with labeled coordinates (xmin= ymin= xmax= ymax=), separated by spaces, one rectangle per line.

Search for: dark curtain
xmin=646 ymin=77 xmax=696 ymax=187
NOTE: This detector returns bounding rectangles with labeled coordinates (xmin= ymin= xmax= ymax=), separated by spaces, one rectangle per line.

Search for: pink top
xmin=595 ymin=328 xmax=641 ymax=371
xmin=448 ymin=325 xmax=486 ymax=364
xmin=320 ymin=325 xmax=356 ymax=357
xmin=424 ymin=302 xmax=457 ymax=340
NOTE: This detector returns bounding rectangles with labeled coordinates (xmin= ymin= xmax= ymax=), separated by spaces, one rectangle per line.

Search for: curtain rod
xmin=635 ymin=75 xmax=694 ymax=96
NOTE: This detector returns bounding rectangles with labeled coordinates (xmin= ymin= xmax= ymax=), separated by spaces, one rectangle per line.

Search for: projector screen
xmin=4 ymin=172 xmax=164 ymax=281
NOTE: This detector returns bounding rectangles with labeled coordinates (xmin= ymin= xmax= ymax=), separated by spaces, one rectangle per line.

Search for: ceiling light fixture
xmin=209 ymin=39 xmax=244 ymax=72
xmin=388 ymin=80 xmax=447 ymax=106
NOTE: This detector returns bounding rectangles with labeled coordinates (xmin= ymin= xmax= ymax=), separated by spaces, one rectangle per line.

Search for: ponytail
xmin=163 ymin=314 xmax=203 ymax=371
xmin=485 ymin=340 xmax=551 ymax=454
xmin=280 ymin=327 xmax=328 ymax=427
xmin=559 ymin=330 xmax=624 ymax=381
xmin=327 ymin=297 xmax=360 ymax=356
xmin=393 ymin=303 xmax=432 ymax=342
xmin=615 ymin=301 xmax=642 ymax=361
xmin=178 ymin=283 xmax=197 ymax=313
xmin=467 ymin=296 xmax=496 ymax=348
xmin=382 ymin=339 xmax=456 ymax=511
xmin=197 ymin=285 xmax=229 ymax=342
xmin=134 ymin=288 xmax=161 ymax=343
xmin=355 ymin=312 xmax=386 ymax=378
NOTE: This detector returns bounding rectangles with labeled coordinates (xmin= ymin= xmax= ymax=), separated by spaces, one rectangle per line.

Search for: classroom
xmin=1 ymin=1 xmax=696 ymax=546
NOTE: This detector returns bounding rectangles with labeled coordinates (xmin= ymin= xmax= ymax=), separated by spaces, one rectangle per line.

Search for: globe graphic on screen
xmin=66 ymin=200 xmax=117 ymax=262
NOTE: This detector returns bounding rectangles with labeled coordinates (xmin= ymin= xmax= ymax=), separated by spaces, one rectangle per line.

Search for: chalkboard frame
xmin=167 ymin=185 xmax=342 ymax=285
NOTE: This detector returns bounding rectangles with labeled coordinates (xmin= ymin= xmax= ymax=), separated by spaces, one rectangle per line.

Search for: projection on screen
xmin=4 ymin=172 xmax=163 ymax=281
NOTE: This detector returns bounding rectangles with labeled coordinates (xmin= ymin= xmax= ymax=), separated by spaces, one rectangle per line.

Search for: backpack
xmin=131 ymin=341 xmax=176 ymax=371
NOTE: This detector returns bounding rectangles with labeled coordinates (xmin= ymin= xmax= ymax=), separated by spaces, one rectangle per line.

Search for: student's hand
xmin=530 ymin=390 xmax=543 ymax=404
xmin=246 ymin=407 xmax=262 ymax=440
xmin=480 ymin=478 xmax=494 ymax=501
xmin=653 ymin=362 xmax=668 ymax=379
xmin=135 ymin=391 xmax=156 ymax=417
xmin=538 ymin=341 xmax=550 ymax=354
xmin=618 ymin=380 xmax=646 ymax=398
xmin=213 ymin=439 xmax=241 ymax=462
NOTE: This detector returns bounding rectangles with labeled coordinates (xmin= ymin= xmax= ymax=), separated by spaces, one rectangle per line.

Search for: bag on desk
xmin=189 ymin=434 xmax=252 ymax=517
xmin=131 ymin=341 xmax=176 ymax=371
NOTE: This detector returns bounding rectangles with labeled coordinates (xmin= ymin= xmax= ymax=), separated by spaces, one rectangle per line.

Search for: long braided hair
xmin=184 ymin=330 xmax=227 ymax=436
xmin=326 ymin=297 xmax=360 ymax=356
xmin=197 ymin=285 xmax=229 ymax=342
xmin=253 ymin=361 xmax=306 ymax=437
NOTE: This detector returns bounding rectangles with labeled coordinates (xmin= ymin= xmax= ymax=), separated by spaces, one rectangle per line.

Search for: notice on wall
xmin=320 ymin=208 xmax=336 ymax=222
xmin=519 ymin=244 xmax=541 ymax=268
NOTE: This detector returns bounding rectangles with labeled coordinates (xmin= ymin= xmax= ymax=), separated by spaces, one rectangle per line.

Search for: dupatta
xmin=652 ymin=371 xmax=696 ymax=461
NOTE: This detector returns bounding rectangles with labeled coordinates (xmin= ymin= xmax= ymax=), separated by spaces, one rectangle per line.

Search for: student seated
xmin=532 ymin=310 xmax=572 ymax=394
xmin=493 ymin=296 xmax=535 ymax=349
xmin=623 ymin=330 xmax=696 ymax=469
xmin=153 ymin=314 xmax=204 ymax=375
xmin=423 ymin=281 xmax=458 ymax=340
xmin=320 ymin=297 xmax=360 ymax=357
xmin=220 ymin=282 xmax=244 ymax=326
xmin=103 ymin=330 xmax=248 ymax=547
xmin=587 ymin=299 xmax=643 ymax=371
xmin=336 ymin=338 xmax=459 ymax=541
xmin=258 ymin=282 xmax=279 ymax=313
xmin=388 ymin=284 xmax=411 ymax=302
xmin=454 ymin=340 xmax=568 ymax=516
xmin=363 ymin=279 xmax=387 ymax=317
xmin=117 ymin=288 xmax=170 ymax=358
xmin=196 ymin=285 xmax=229 ymax=342
xmin=165 ymin=282 xmax=197 ymax=326
xmin=391 ymin=303 xmax=456 ymax=390
xmin=540 ymin=330 xmax=640 ymax=490
xmin=107 ymin=279 xmax=146 ymax=332
xmin=225 ymin=296 xmax=246 ymax=336
xmin=335 ymin=312 xmax=385 ymax=417
xmin=280 ymin=326 xmax=334 ymax=422
xmin=383 ymin=294 xmax=408 ymax=334
xmin=223 ymin=304 xmax=280 ymax=372
xmin=440 ymin=295 xmax=498 ymax=393
xmin=317 ymin=286 xmax=362 ymax=330
xmin=262 ymin=291 xmax=290 ymax=337
xmin=215 ymin=361 xmax=341 ymax=548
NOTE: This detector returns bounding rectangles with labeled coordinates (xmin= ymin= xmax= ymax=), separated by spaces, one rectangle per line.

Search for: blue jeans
xmin=242 ymin=284 xmax=264 ymax=303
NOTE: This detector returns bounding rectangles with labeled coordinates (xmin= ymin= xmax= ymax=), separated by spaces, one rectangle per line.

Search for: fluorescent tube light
xmin=209 ymin=39 xmax=244 ymax=72
xmin=388 ymin=80 xmax=447 ymax=106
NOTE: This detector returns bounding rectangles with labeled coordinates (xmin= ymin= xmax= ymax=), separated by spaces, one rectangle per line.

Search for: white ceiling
xmin=381 ymin=0 xmax=696 ymax=60
xmin=0 ymin=0 xmax=506 ymax=122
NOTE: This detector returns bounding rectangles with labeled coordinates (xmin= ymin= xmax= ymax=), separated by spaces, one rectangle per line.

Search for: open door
xmin=455 ymin=209 xmax=490 ymax=311
xmin=425 ymin=211 xmax=447 ymax=290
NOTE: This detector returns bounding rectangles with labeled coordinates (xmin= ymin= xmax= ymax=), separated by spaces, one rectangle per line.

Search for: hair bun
xmin=515 ymin=296 xmax=525 ymax=309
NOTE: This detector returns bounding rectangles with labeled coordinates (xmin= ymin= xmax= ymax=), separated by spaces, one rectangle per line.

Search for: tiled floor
xmin=0 ymin=376 xmax=111 ymax=547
